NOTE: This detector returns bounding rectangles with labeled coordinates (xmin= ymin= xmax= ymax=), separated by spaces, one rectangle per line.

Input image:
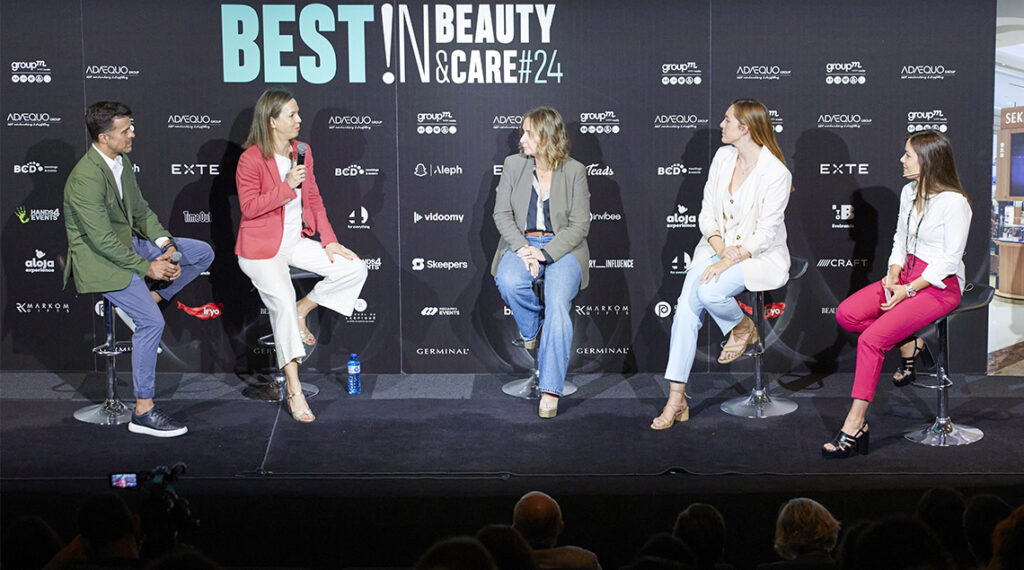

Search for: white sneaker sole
xmin=128 ymin=422 xmax=188 ymax=438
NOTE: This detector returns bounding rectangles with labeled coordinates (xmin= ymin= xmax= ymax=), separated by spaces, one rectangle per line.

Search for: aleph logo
xmin=653 ymin=114 xmax=708 ymax=130
xmin=907 ymin=109 xmax=948 ymax=133
xmin=666 ymin=205 xmax=697 ymax=229
xmin=335 ymin=164 xmax=381 ymax=176
xmin=348 ymin=207 xmax=370 ymax=230
xmin=735 ymin=64 xmax=792 ymax=81
xmin=328 ymin=115 xmax=383 ymax=131
xmin=901 ymin=64 xmax=956 ymax=80
xmin=13 ymin=161 xmax=58 ymax=174
xmin=817 ymin=113 xmax=873 ymax=129
xmin=586 ymin=163 xmax=614 ymax=176
xmin=661 ymin=62 xmax=703 ymax=85
xmin=492 ymin=114 xmax=523 ymax=130
xmin=167 ymin=114 xmax=222 ymax=130
xmin=25 ymin=249 xmax=55 ymax=273
xmin=10 ymin=60 xmax=52 ymax=83
xmin=819 ymin=163 xmax=869 ymax=175
xmin=171 ymin=163 xmax=219 ymax=176
xmin=417 ymin=111 xmax=458 ymax=135
xmin=85 ymin=63 xmax=140 ymax=80
xmin=825 ymin=61 xmax=866 ymax=85
xmin=831 ymin=204 xmax=854 ymax=229
xmin=414 ymin=163 xmax=463 ymax=177
xmin=579 ymin=111 xmax=620 ymax=134
xmin=7 ymin=112 xmax=61 ymax=127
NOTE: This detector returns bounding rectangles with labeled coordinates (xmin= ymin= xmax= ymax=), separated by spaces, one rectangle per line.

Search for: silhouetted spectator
xmin=144 ymin=546 xmax=221 ymax=569
xmin=634 ymin=532 xmax=696 ymax=568
xmin=476 ymin=524 xmax=537 ymax=570
xmin=2 ymin=515 xmax=63 ymax=570
xmin=626 ymin=556 xmax=690 ymax=570
xmin=416 ymin=536 xmax=497 ymax=570
xmin=672 ymin=503 xmax=732 ymax=570
xmin=512 ymin=491 xmax=601 ymax=569
xmin=916 ymin=488 xmax=974 ymax=570
xmin=851 ymin=515 xmax=952 ymax=570
xmin=757 ymin=498 xmax=839 ymax=570
xmin=44 ymin=493 xmax=142 ymax=569
xmin=833 ymin=521 xmax=869 ymax=570
xmin=989 ymin=505 xmax=1024 ymax=570
xmin=962 ymin=494 xmax=1012 ymax=568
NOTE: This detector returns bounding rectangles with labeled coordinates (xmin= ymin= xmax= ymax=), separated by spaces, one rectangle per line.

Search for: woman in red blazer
xmin=236 ymin=88 xmax=368 ymax=423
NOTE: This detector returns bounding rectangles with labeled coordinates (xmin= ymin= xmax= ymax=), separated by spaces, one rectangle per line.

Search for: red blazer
xmin=234 ymin=140 xmax=338 ymax=259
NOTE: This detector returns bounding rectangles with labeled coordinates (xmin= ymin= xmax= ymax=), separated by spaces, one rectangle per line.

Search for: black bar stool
xmin=904 ymin=283 xmax=994 ymax=447
xmin=720 ymin=256 xmax=808 ymax=418
xmin=243 ymin=267 xmax=320 ymax=401
xmin=502 ymin=277 xmax=579 ymax=399
xmin=74 ymin=298 xmax=134 ymax=425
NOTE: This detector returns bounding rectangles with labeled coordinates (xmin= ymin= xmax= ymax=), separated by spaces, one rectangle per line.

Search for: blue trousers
xmin=664 ymin=255 xmax=746 ymax=383
xmin=102 ymin=237 xmax=214 ymax=398
xmin=495 ymin=235 xmax=581 ymax=396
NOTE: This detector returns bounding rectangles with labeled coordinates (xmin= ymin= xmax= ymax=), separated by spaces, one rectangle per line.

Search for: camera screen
xmin=110 ymin=473 xmax=137 ymax=488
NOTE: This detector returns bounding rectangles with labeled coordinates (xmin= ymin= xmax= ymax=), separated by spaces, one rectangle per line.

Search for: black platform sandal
xmin=821 ymin=424 xmax=869 ymax=459
xmin=893 ymin=337 xmax=932 ymax=387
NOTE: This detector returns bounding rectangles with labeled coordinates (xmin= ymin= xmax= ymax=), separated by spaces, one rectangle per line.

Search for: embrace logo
xmin=348 ymin=207 xmax=370 ymax=229
xmin=817 ymin=258 xmax=869 ymax=268
xmin=907 ymin=109 xmax=948 ymax=133
xmin=13 ymin=161 xmax=58 ymax=174
xmin=25 ymin=249 xmax=55 ymax=273
xmin=85 ymin=64 xmax=140 ymax=80
xmin=7 ymin=112 xmax=61 ymax=127
xmin=335 ymin=164 xmax=381 ymax=176
xmin=817 ymin=113 xmax=873 ymax=129
xmin=831 ymin=204 xmax=854 ymax=229
xmin=819 ymin=163 xmax=869 ymax=175
xmin=170 ymin=163 xmax=219 ymax=176
xmin=328 ymin=115 xmax=383 ymax=131
xmin=661 ymin=62 xmax=703 ymax=85
xmin=653 ymin=114 xmax=708 ymax=130
xmin=670 ymin=253 xmax=692 ymax=275
xmin=414 ymin=163 xmax=463 ymax=177
xmin=825 ymin=61 xmax=866 ymax=85
xmin=492 ymin=114 xmax=523 ymax=130
xmin=666 ymin=205 xmax=697 ymax=228
xmin=586 ymin=163 xmax=614 ymax=176
xmin=166 ymin=114 xmax=222 ymax=130
xmin=579 ymin=111 xmax=620 ymax=135
xmin=14 ymin=206 xmax=59 ymax=223
xmin=10 ymin=60 xmax=52 ymax=83
xmin=654 ymin=301 xmax=673 ymax=318
xmin=416 ymin=111 xmax=457 ymax=135
xmin=414 ymin=211 xmax=464 ymax=223
xmin=901 ymin=64 xmax=956 ymax=80
xmin=735 ymin=64 xmax=792 ymax=81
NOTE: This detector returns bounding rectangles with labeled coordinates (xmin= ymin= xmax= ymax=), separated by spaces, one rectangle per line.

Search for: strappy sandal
xmin=650 ymin=402 xmax=690 ymax=430
xmin=821 ymin=423 xmax=869 ymax=458
xmin=297 ymin=315 xmax=316 ymax=346
xmin=285 ymin=391 xmax=315 ymax=423
xmin=893 ymin=337 xmax=930 ymax=387
xmin=718 ymin=317 xmax=758 ymax=364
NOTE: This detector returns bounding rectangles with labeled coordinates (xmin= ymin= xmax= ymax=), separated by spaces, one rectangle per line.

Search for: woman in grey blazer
xmin=491 ymin=107 xmax=590 ymax=418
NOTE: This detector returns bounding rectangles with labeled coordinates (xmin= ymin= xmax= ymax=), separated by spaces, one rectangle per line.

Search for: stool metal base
xmin=74 ymin=398 xmax=134 ymax=425
xmin=501 ymin=373 xmax=579 ymax=399
xmin=720 ymin=389 xmax=798 ymax=419
xmin=242 ymin=374 xmax=320 ymax=402
xmin=904 ymin=417 xmax=984 ymax=447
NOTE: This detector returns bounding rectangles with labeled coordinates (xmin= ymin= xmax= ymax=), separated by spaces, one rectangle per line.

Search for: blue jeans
xmin=664 ymin=255 xmax=746 ymax=383
xmin=102 ymin=237 xmax=214 ymax=398
xmin=495 ymin=235 xmax=581 ymax=396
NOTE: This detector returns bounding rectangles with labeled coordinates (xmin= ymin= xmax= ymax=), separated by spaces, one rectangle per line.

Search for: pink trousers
xmin=835 ymin=255 xmax=961 ymax=402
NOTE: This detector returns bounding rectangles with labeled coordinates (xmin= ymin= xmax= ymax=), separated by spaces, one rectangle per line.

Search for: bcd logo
xmin=14 ymin=162 xmax=42 ymax=174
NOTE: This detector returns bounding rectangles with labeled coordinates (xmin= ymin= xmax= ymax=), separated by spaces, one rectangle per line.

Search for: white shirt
xmin=275 ymin=153 xmax=303 ymax=250
xmin=91 ymin=145 xmax=168 ymax=248
xmin=888 ymin=181 xmax=972 ymax=292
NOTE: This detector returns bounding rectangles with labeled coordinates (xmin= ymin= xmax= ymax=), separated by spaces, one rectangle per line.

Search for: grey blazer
xmin=490 ymin=153 xmax=591 ymax=289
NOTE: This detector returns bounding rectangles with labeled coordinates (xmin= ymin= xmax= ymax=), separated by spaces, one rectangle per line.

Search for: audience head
xmin=990 ymin=505 xmax=1024 ymax=570
xmin=475 ymin=524 xmax=536 ymax=570
xmin=962 ymin=494 xmax=1012 ymax=567
xmin=773 ymin=498 xmax=840 ymax=560
xmin=1 ymin=515 xmax=62 ymax=570
xmin=416 ymin=536 xmax=497 ymax=570
xmin=144 ymin=545 xmax=222 ymax=569
xmin=635 ymin=532 xmax=697 ymax=567
xmin=512 ymin=491 xmax=564 ymax=550
xmin=671 ymin=502 xmax=726 ymax=569
xmin=852 ymin=515 xmax=950 ymax=570
xmin=77 ymin=492 xmax=138 ymax=555
xmin=834 ymin=520 xmax=870 ymax=570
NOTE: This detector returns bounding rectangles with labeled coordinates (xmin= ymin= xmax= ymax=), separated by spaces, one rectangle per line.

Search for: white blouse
xmin=275 ymin=153 xmax=303 ymax=250
xmin=887 ymin=181 xmax=972 ymax=292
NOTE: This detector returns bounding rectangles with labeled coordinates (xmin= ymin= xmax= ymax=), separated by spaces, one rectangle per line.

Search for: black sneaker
xmin=128 ymin=407 xmax=188 ymax=438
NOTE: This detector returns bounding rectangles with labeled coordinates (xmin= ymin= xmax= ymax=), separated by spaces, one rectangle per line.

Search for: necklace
xmin=904 ymin=190 xmax=927 ymax=270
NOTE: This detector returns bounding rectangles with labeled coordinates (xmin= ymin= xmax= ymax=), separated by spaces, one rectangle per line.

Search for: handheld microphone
xmin=296 ymin=143 xmax=308 ymax=189
xmin=170 ymin=251 xmax=182 ymax=265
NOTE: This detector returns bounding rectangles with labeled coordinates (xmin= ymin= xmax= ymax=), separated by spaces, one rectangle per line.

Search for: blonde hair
xmin=244 ymin=88 xmax=295 ymax=159
xmin=521 ymin=107 xmax=570 ymax=169
xmin=731 ymin=98 xmax=786 ymax=166
xmin=773 ymin=498 xmax=840 ymax=559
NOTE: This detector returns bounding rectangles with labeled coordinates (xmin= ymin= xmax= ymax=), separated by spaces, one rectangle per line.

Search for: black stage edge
xmin=3 ymin=371 xmax=1023 ymax=569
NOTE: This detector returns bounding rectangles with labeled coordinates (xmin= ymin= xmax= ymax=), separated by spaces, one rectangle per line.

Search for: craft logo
xmin=653 ymin=113 xmax=708 ymax=130
xmin=819 ymin=163 xmax=869 ymax=175
xmin=579 ymin=111 xmax=620 ymax=134
xmin=167 ymin=114 xmax=222 ymax=130
xmin=15 ymin=301 xmax=70 ymax=314
xmin=492 ymin=114 xmax=523 ymax=130
xmin=347 ymin=298 xmax=377 ymax=324
xmin=576 ymin=346 xmax=630 ymax=355
xmin=348 ymin=206 xmax=370 ymax=229
xmin=907 ymin=109 xmax=948 ymax=133
xmin=7 ymin=112 xmax=61 ymax=127
xmin=666 ymin=205 xmax=697 ymax=229
xmin=414 ymin=162 xmax=463 ymax=177
xmin=817 ymin=113 xmax=873 ymax=129
xmin=10 ymin=60 xmax=52 ymax=83
xmin=831 ymin=204 xmax=854 ymax=229
xmin=85 ymin=63 xmax=140 ymax=80
xmin=327 ymin=114 xmax=384 ymax=131
xmin=14 ymin=206 xmax=60 ymax=223
xmin=13 ymin=161 xmax=58 ymax=174
xmin=817 ymin=258 xmax=869 ymax=268
xmin=575 ymin=304 xmax=630 ymax=317
xmin=657 ymin=162 xmax=702 ymax=176
xmin=413 ymin=211 xmax=464 ymax=223
xmin=171 ymin=163 xmax=219 ymax=176
xmin=736 ymin=64 xmax=792 ymax=81
xmin=901 ymin=64 xmax=956 ymax=80
xmin=586 ymin=163 xmax=614 ymax=176
xmin=182 ymin=210 xmax=211 ymax=223
xmin=670 ymin=253 xmax=692 ymax=275
xmin=420 ymin=305 xmax=461 ymax=316
xmin=589 ymin=258 xmax=634 ymax=269
xmin=416 ymin=346 xmax=470 ymax=356
xmin=416 ymin=111 xmax=458 ymax=135
xmin=738 ymin=300 xmax=785 ymax=320
xmin=335 ymin=164 xmax=381 ymax=176
xmin=590 ymin=211 xmax=622 ymax=222
xmin=25 ymin=249 xmax=55 ymax=273
xmin=768 ymin=109 xmax=785 ymax=133
xmin=825 ymin=61 xmax=866 ymax=85
xmin=661 ymin=62 xmax=703 ymax=85
xmin=412 ymin=257 xmax=468 ymax=271
xmin=821 ymin=306 xmax=837 ymax=315
xmin=364 ymin=257 xmax=382 ymax=270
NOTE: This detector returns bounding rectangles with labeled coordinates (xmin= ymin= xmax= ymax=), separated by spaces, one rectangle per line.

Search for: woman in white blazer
xmin=653 ymin=99 xmax=792 ymax=430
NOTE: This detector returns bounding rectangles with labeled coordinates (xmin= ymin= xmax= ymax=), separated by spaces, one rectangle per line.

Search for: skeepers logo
xmin=412 ymin=257 xmax=468 ymax=271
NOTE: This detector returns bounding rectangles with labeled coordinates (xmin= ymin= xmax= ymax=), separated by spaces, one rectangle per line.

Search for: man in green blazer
xmin=63 ymin=101 xmax=213 ymax=437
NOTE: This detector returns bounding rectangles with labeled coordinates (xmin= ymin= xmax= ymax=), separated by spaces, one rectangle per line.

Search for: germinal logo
xmin=414 ymin=163 xmax=463 ymax=177
xmin=901 ymin=64 xmax=956 ymax=81
xmin=907 ymin=109 xmax=948 ymax=133
xmin=364 ymin=257 xmax=382 ymax=270
xmin=171 ymin=163 xmax=219 ymax=175
xmin=412 ymin=257 xmax=468 ymax=271
xmin=492 ymin=114 xmax=523 ymax=130
xmin=348 ymin=207 xmax=370 ymax=229
xmin=167 ymin=114 xmax=222 ymax=130
xmin=670 ymin=252 xmax=692 ymax=275
xmin=575 ymin=304 xmax=630 ymax=316
xmin=576 ymin=346 xmax=630 ymax=355
xmin=14 ymin=206 xmax=60 ymax=223
xmin=817 ymin=258 xmax=869 ymax=268
xmin=15 ymin=301 xmax=70 ymax=314
xmin=735 ymin=64 xmax=792 ymax=81
xmin=182 ymin=210 xmax=211 ymax=223
xmin=10 ymin=60 xmax=52 ymax=83
xmin=421 ymin=306 xmax=461 ymax=316
xmin=589 ymin=258 xmax=634 ymax=269
xmin=666 ymin=205 xmax=697 ymax=229
xmin=661 ymin=62 xmax=703 ymax=86
xmin=7 ymin=112 xmax=61 ymax=127
xmin=586 ymin=163 xmax=614 ymax=176
xmin=768 ymin=109 xmax=785 ymax=133
xmin=414 ymin=211 xmax=464 ymax=223
xmin=84 ymin=64 xmax=140 ymax=80
xmin=589 ymin=211 xmax=622 ymax=222
xmin=13 ymin=161 xmax=58 ymax=174
xmin=346 ymin=298 xmax=377 ymax=324
xmin=817 ymin=113 xmax=873 ymax=129
xmin=416 ymin=111 xmax=458 ymax=135
xmin=825 ymin=61 xmax=866 ymax=85
xmin=25 ymin=249 xmax=55 ymax=273
xmin=328 ymin=114 xmax=384 ymax=131
xmin=653 ymin=114 xmax=708 ymax=130
xmin=416 ymin=347 xmax=471 ymax=356
xmin=819 ymin=163 xmax=869 ymax=175
xmin=335 ymin=164 xmax=381 ymax=176
xmin=831 ymin=204 xmax=854 ymax=229
xmin=579 ymin=111 xmax=620 ymax=134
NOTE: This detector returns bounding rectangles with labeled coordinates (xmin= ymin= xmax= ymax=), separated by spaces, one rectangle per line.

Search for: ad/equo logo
xmin=7 ymin=112 xmax=61 ymax=127
xmin=901 ymin=64 xmax=956 ymax=80
xmin=735 ymin=64 xmax=792 ymax=81
xmin=84 ymin=63 xmax=140 ymax=80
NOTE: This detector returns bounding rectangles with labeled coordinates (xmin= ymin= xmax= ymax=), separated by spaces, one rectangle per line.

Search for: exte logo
xmin=819 ymin=163 xmax=869 ymax=175
xmin=171 ymin=163 xmax=219 ymax=175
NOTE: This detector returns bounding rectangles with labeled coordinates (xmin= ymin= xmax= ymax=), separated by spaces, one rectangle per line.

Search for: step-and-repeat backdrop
xmin=1 ymin=1 xmax=995 ymax=376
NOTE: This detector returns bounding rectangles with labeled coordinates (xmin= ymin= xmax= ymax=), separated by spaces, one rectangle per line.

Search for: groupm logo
xmin=579 ymin=111 xmax=620 ymax=134
xmin=416 ymin=111 xmax=457 ymax=134
xmin=825 ymin=61 xmax=866 ymax=85
xmin=907 ymin=109 xmax=948 ymax=133
xmin=661 ymin=62 xmax=703 ymax=85
xmin=10 ymin=60 xmax=52 ymax=83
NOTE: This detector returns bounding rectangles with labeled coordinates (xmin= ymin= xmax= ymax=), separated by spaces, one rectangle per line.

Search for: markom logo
xmin=414 ymin=163 xmax=463 ymax=177
xmin=590 ymin=211 xmax=622 ymax=222
xmin=171 ymin=163 xmax=219 ymax=175
xmin=653 ymin=114 xmax=708 ymax=130
xmin=661 ymin=62 xmax=703 ymax=85
xmin=901 ymin=64 xmax=956 ymax=80
xmin=327 ymin=114 xmax=383 ymax=130
xmin=167 ymin=114 xmax=222 ymax=130
xmin=589 ymin=258 xmax=634 ymax=269
xmin=492 ymin=114 xmax=523 ymax=130
xmin=586 ymin=163 xmax=614 ymax=176
xmin=15 ymin=301 xmax=70 ymax=314
xmin=670 ymin=252 xmax=692 ymax=275
xmin=735 ymin=64 xmax=792 ymax=80
xmin=7 ymin=112 xmax=61 ymax=127
xmin=13 ymin=161 xmax=58 ymax=174
xmin=817 ymin=258 xmax=869 ymax=268
xmin=654 ymin=301 xmax=673 ymax=318
xmin=819 ymin=163 xmax=869 ymax=175
xmin=817 ymin=113 xmax=873 ymax=129
xmin=907 ymin=109 xmax=948 ymax=133
xmin=348 ymin=207 xmax=370 ymax=229
xmin=575 ymin=304 xmax=630 ymax=316
xmin=14 ymin=206 xmax=60 ymax=223
xmin=10 ymin=60 xmax=52 ymax=83
xmin=666 ymin=205 xmax=697 ymax=228
xmin=831 ymin=204 xmax=854 ymax=229
xmin=421 ymin=306 xmax=461 ymax=316
xmin=579 ymin=111 xmax=620 ymax=134
xmin=414 ymin=211 xmax=464 ymax=223
xmin=84 ymin=64 xmax=140 ymax=80
xmin=416 ymin=111 xmax=457 ymax=135
xmin=825 ymin=61 xmax=866 ymax=85
xmin=335 ymin=164 xmax=380 ymax=176
xmin=412 ymin=257 xmax=468 ymax=271
xmin=25 ymin=249 xmax=55 ymax=273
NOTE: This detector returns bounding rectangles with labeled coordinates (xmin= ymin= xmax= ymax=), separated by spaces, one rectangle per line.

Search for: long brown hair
xmin=243 ymin=88 xmax=295 ymax=159
xmin=521 ymin=106 xmax=570 ymax=169
xmin=906 ymin=130 xmax=970 ymax=209
xmin=731 ymin=98 xmax=785 ymax=166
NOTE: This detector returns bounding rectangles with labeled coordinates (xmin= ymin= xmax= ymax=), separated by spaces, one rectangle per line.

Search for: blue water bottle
xmin=347 ymin=353 xmax=361 ymax=395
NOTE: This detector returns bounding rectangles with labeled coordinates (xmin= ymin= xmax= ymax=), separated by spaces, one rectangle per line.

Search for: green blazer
xmin=62 ymin=146 xmax=170 ymax=293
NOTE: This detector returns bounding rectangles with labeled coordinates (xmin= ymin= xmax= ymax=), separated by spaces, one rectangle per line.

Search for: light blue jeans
xmin=664 ymin=255 xmax=746 ymax=383
xmin=495 ymin=235 xmax=581 ymax=396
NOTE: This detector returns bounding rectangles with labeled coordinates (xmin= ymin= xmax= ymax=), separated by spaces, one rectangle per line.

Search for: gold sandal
xmin=297 ymin=315 xmax=316 ymax=346
xmin=650 ymin=403 xmax=689 ymax=430
xmin=286 ymin=391 xmax=315 ymax=423
xmin=718 ymin=317 xmax=757 ymax=364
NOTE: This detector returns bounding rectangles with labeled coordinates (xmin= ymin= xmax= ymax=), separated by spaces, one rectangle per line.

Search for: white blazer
xmin=691 ymin=145 xmax=792 ymax=292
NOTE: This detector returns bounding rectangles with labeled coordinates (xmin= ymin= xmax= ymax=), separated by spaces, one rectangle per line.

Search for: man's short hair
xmin=86 ymin=101 xmax=132 ymax=141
